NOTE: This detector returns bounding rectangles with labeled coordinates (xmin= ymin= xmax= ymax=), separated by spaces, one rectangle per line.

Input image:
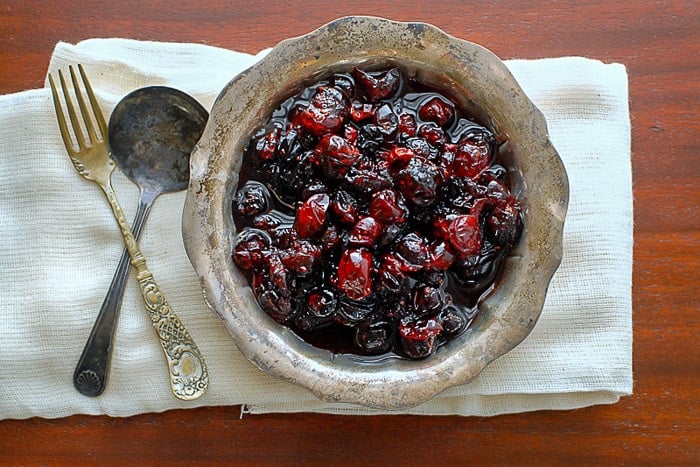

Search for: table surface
xmin=1 ymin=1 xmax=698 ymax=464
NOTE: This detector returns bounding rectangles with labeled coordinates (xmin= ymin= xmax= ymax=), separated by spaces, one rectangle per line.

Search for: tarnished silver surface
xmin=182 ymin=16 xmax=569 ymax=409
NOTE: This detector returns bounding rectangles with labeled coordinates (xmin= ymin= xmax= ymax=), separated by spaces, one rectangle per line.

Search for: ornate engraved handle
xmin=100 ymin=182 xmax=209 ymax=400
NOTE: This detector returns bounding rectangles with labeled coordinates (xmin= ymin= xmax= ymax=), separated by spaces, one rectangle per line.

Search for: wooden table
xmin=1 ymin=1 xmax=697 ymax=464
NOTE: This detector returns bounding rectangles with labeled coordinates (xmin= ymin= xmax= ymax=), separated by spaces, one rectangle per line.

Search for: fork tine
xmin=78 ymin=64 xmax=108 ymax=141
xmin=69 ymin=65 xmax=99 ymax=146
xmin=57 ymin=69 xmax=87 ymax=150
xmin=48 ymin=73 xmax=76 ymax=155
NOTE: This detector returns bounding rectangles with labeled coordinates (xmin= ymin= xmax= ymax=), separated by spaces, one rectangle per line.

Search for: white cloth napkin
xmin=0 ymin=38 xmax=632 ymax=419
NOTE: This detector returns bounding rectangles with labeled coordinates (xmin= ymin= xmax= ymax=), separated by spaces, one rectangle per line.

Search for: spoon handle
xmin=100 ymin=181 xmax=209 ymax=400
xmin=73 ymin=195 xmax=152 ymax=397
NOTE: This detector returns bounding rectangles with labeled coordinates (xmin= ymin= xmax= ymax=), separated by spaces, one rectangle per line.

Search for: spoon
xmin=73 ymin=86 xmax=208 ymax=397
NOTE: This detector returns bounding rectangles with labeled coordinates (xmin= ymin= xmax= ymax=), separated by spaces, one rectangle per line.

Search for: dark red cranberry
xmin=399 ymin=317 xmax=443 ymax=358
xmin=351 ymin=102 xmax=374 ymax=122
xmin=315 ymin=134 xmax=360 ymax=178
xmin=253 ymin=126 xmax=280 ymax=161
xmin=447 ymin=214 xmax=482 ymax=258
xmin=258 ymin=289 xmax=296 ymax=323
xmin=337 ymin=248 xmax=373 ymax=300
xmin=438 ymin=305 xmax=469 ymax=336
xmin=394 ymin=232 xmax=428 ymax=271
xmin=294 ymin=193 xmax=330 ymax=238
xmin=413 ymin=285 xmax=444 ymax=314
xmin=486 ymin=201 xmax=522 ymax=248
xmin=417 ymin=123 xmax=446 ymax=147
xmin=427 ymin=241 xmax=456 ymax=271
xmin=291 ymin=86 xmax=349 ymax=136
xmin=355 ymin=319 xmax=394 ymax=354
xmin=279 ymin=239 xmax=321 ymax=275
xmin=394 ymin=156 xmax=442 ymax=207
xmin=418 ymin=96 xmax=455 ymax=128
xmin=232 ymin=228 xmax=271 ymax=271
xmin=398 ymin=112 xmax=417 ymax=138
xmin=331 ymin=190 xmax=358 ymax=225
xmin=374 ymin=103 xmax=398 ymax=136
xmin=348 ymin=217 xmax=383 ymax=247
xmin=234 ymin=181 xmax=270 ymax=217
xmin=368 ymin=189 xmax=407 ymax=224
xmin=452 ymin=130 xmax=494 ymax=178
xmin=307 ymin=289 xmax=338 ymax=318
xmin=352 ymin=67 xmax=401 ymax=103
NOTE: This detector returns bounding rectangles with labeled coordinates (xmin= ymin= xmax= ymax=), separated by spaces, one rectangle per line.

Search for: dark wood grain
xmin=1 ymin=0 xmax=698 ymax=464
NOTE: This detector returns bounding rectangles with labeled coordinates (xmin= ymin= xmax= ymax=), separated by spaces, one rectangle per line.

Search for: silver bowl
xmin=182 ymin=16 xmax=569 ymax=409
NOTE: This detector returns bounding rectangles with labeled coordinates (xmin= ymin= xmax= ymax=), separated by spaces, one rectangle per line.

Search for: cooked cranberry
xmin=279 ymin=239 xmax=321 ymax=275
xmin=355 ymin=319 xmax=394 ymax=354
xmin=351 ymin=102 xmax=374 ymax=122
xmin=394 ymin=156 xmax=442 ymax=207
xmin=294 ymin=193 xmax=330 ymax=238
xmin=337 ymin=248 xmax=373 ymax=300
xmin=291 ymin=86 xmax=349 ymax=136
xmin=331 ymin=189 xmax=358 ymax=225
xmin=486 ymin=201 xmax=522 ymax=248
xmin=427 ymin=241 xmax=456 ymax=271
xmin=394 ymin=232 xmax=428 ymax=271
xmin=374 ymin=103 xmax=398 ymax=136
xmin=344 ymin=125 xmax=358 ymax=143
xmin=413 ymin=285 xmax=444 ymax=314
xmin=353 ymin=67 xmax=401 ymax=103
xmin=234 ymin=181 xmax=270 ymax=217
xmin=447 ymin=214 xmax=482 ymax=257
xmin=307 ymin=289 xmax=338 ymax=318
xmin=348 ymin=217 xmax=383 ymax=247
xmin=253 ymin=126 xmax=280 ymax=161
xmin=418 ymin=96 xmax=455 ymax=128
xmin=452 ymin=129 xmax=495 ymax=178
xmin=399 ymin=317 xmax=443 ymax=358
xmin=315 ymin=134 xmax=360 ymax=178
xmin=398 ymin=113 xmax=417 ymax=138
xmin=368 ymin=188 xmax=407 ymax=224
xmin=438 ymin=305 xmax=469 ymax=336
xmin=258 ymin=289 xmax=296 ymax=323
xmin=232 ymin=228 xmax=271 ymax=271
xmin=417 ymin=123 xmax=446 ymax=147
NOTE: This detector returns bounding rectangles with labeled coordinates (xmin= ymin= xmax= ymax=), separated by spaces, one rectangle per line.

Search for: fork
xmin=49 ymin=64 xmax=208 ymax=401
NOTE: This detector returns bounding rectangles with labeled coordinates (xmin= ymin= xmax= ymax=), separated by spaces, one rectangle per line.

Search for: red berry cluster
xmin=232 ymin=67 xmax=522 ymax=359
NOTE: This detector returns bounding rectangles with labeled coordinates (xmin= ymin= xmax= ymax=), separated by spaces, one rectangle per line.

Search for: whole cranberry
xmin=337 ymin=248 xmax=373 ymax=300
xmin=418 ymin=96 xmax=455 ymax=128
xmin=394 ymin=156 xmax=442 ymax=207
xmin=291 ymin=86 xmax=349 ymax=136
xmin=294 ymin=193 xmax=330 ymax=238
xmin=232 ymin=228 xmax=272 ymax=271
xmin=352 ymin=67 xmax=401 ymax=103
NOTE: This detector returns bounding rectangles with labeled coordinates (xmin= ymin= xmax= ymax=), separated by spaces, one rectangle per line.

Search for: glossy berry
xmin=294 ymin=193 xmax=330 ymax=238
xmin=353 ymin=67 xmax=401 ymax=103
xmin=337 ymin=248 xmax=373 ymax=300
xmin=368 ymin=189 xmax=407 ymax=224
xmin=292 ymin=86 xmax=349 ymax=136
xmin=232 ymin=228 xmax=271 ymax=271
xmin=418 ymin=96 xmax=455 ymax=128
xmin=234 ymin=181 xmax=270 ymax=217
xmin=348 ymin=216 xmax=383 ymax=247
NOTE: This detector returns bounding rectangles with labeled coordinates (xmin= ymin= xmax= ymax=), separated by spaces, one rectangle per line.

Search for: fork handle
xmin=101 ymin=183 xmax=209 ymax=401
